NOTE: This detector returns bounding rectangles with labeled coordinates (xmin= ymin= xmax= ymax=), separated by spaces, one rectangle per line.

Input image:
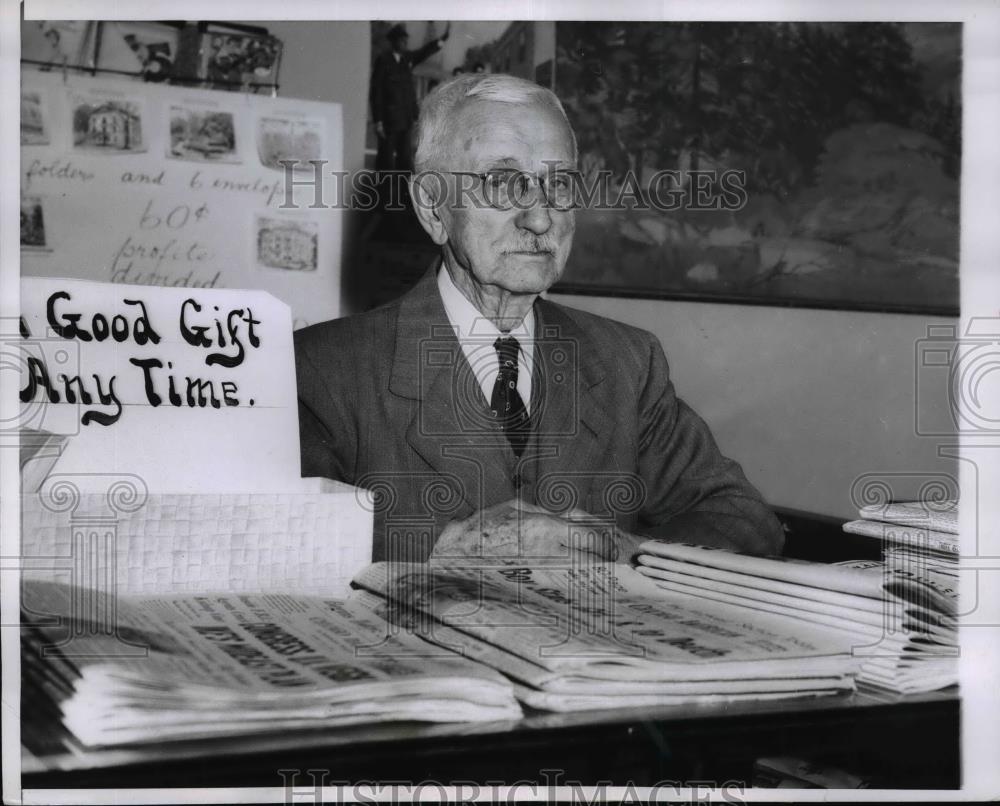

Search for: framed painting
xmin=552 ymin=22 xmax=961 ymax=315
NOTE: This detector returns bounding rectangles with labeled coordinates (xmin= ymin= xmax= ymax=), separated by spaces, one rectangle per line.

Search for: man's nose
xmin=514 ymin=185 xmax=553 ymax=235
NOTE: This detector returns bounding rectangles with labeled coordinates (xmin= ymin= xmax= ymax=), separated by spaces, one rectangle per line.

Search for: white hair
xmin=413 ymin=73 xmax=577 ymax=173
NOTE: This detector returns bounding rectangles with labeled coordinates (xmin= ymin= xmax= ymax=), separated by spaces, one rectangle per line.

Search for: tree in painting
xmin=555 ymin=22 xmax=960 ymax=313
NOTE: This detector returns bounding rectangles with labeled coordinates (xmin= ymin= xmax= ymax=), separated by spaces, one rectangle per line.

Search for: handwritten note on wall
xmin=20 ymin=277 xmax=302 ymax=493
xmin=20 ymin=70 xmax=343 ymax=329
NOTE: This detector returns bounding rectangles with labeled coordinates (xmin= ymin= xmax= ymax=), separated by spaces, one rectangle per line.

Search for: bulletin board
xmin=20 ymin=69 xmax=344 ymax=329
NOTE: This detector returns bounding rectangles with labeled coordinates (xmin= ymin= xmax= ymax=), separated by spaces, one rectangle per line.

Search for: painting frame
xmin=193 ymin=22 xmax=283 ymax=93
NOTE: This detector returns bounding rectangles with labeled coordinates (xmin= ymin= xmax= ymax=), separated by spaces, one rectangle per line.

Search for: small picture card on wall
xmin=21 ymin=89 xmax=50 ymax=146
xmin=168 ymin=104 xmax=240 ymax=163
xmin=255 ymin=214 xmax=318 ymax=272
xmin=256 ymin=115 xmax=324 ymax=171
xmin=69 ymin=90 xmax=146 ymax=154
xmin=21 ymin=195 xmax=52 ymax=252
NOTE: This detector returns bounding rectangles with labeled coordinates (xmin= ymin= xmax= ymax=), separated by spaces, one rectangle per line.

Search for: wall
xmin=551 ymin=293 xmax=959 ymax=520
xmin=269 ymin=21 xmax=958 ymax=522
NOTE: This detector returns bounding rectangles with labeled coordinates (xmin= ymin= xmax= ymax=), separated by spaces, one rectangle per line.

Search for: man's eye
xmin=483 ymin=171 xmax=514 ymax=190
xmin=549 ymin=175 xmax=572 ymax=192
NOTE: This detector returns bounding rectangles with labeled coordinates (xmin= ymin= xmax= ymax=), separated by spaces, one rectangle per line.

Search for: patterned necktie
xmin=491 ymin=336 xmax=529 ymax=457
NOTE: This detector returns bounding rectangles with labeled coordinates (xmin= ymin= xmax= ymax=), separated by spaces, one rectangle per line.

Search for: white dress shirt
xmin=437 ymin=266 xmax=535 ymax=413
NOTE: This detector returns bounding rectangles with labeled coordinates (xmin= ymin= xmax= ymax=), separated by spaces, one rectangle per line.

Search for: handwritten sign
xmin=20 ymin=70 xmax=343 ymax=329
xmin=20 ymin=277 xmax=301 ymax=493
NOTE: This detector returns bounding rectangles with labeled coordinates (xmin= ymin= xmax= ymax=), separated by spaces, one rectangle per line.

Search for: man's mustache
xmin=503 ymin=239 xmax=560 ymax=254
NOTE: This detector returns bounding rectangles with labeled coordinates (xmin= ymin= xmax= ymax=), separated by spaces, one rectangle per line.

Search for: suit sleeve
xmin=628 ymin=332 xmax=784 ymax=556
xmin=407 ymin=39 xmax=443 ymax=68
xmin=295 ymin=332 xmax=358 ymax=484
xmin=369 ymin=55 xmax=387 ymax=126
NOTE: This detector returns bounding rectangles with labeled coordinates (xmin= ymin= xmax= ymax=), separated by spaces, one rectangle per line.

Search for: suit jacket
xmin=295 ymin=268 xmax=784 ymax=562
xmin=369 ymin=41 xmax=442 ymax=133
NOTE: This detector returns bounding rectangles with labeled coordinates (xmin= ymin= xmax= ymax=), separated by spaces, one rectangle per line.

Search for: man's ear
xmin=410 ymin=173 xmax=449 ymax=246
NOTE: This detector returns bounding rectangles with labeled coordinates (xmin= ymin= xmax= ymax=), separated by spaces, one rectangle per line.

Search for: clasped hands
xmin=430 ymin=498 xmax=637 ymax=564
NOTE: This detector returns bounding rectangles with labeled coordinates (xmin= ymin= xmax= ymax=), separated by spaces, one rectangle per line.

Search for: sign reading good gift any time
xmin=17 ymin=277 xmax=302 ymax=493
xmin=21 ymin=283 xmax=265 ymax=427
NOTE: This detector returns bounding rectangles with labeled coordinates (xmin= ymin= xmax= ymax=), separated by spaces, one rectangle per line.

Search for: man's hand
xmin=374 ymin=121 xmax=385 ymax=139
xmin=430 ymin=499 xmax=624 ymax=563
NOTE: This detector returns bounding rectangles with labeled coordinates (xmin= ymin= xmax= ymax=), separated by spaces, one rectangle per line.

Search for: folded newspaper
xmin=633 ymin=542 xmax=957 ymax=695
xmin=844 ymin=498 xmax=960 ymax=556
xmin=21 ymin=579 xmax=522 ymax=748
xmin=350 ymin=561 xmax=861 ymax=712
xmin=841 ymin=519 xmax=958 ymax=556
xmin=857 ymin=499 xmax=959 ymax=535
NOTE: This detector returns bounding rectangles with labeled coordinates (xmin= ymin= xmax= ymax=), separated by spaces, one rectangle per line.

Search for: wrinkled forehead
xmin=443 ymin=98 xmax=576 ymax=172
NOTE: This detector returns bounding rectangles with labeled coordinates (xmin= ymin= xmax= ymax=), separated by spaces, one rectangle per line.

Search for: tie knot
xmin=494 ymin=336 xmax=520 ymax=370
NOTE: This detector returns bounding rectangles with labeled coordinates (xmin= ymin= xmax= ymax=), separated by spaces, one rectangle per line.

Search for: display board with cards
xmin=20 ymin=69 xmax=343 ymax=328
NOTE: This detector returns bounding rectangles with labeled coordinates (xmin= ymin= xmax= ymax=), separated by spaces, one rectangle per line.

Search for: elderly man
xmin=296 ymin=74 xmax=783 ymax=563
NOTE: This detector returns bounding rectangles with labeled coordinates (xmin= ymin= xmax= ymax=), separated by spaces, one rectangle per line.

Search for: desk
xmin=23 ymin=687 xmax=959 ymax=789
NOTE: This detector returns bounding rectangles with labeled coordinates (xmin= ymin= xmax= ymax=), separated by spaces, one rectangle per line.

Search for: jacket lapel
xmin=389 ymin=268 xmax=511 ymax=511
xmin=531 ymin=299 xmax=618 ymax=511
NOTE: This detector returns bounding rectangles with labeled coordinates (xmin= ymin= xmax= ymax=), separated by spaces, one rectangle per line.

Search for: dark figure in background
xmin=370 ymin=23 xmax=450 ymax=173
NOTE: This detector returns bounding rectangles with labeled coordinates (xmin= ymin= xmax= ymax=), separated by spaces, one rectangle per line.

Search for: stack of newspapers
xmin=21 ymin=578 xmax=523 ymax=749
xmin=23 ymin=560 xmax=863 ymax=751
xmin=25 ymin=547 xmax=954 ymax=752
xmin=842 ymin=499 xmax=959 ymax=693
xmin=842 ymin=499 xmax=959 ymax=558
xmin=633 ymin=542 xmax=957 ymax=695
xmin=351 ymin=561 xmax=862 ymax=712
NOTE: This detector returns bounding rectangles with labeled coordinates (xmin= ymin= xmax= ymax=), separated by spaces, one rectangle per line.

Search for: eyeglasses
xmin=446 ymin=168 xmax=579 ymax=211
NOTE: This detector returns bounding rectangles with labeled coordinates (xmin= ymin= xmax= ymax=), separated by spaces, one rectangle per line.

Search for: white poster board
xmin=19 ymin=276 xmax=302 ymax=493
xmin=18 ymin=277 xmax=375 ymax=591
xmin=20 ymin=69 xmax=343 ymax=329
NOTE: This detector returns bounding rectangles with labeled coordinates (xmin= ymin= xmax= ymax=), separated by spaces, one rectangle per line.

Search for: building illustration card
xmin=255 ymin=214 xmax=318 ymax=272
xmin=70 ymin=91 xmax=146 ymax=153
xmin=168 ymin=105 xmax=239 ymax=163
xmin=21 ymin=195 xmax=51 ymax=251
xmin=256 ymin=115 xmax=323 ymax=170
xmin=21 ymin=89 xmax=50 ymax=146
